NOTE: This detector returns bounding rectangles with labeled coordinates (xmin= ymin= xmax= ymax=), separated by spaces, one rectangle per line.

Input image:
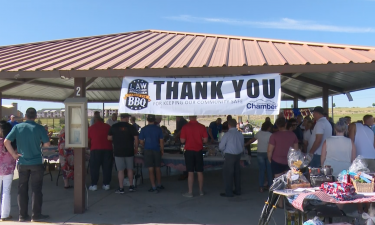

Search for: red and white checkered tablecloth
xmin=292 ymin=191 xmax=375 ymax=211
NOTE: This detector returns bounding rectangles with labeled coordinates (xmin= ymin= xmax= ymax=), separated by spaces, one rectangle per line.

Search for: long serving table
xmin=41 ymin=146 xmax=59 ymax=182
xmin=42 ymin=146 xmax=90 ymax=186
xmin=242 ymin=132 xmax=254 ymax=156
xmin=134 ymin=152 xmax=251 ymax=184
xmin=259 ymin=188 xmax=375 ymax=225
xmin=163 ymin=145 xmax=181 ymax=153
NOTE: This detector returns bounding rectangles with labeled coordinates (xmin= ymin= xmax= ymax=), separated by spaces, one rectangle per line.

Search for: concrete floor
xmin=4 ymin=158 xmax=285 ymax=225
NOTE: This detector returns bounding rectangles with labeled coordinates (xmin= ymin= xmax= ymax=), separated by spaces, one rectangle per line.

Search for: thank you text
xmin=119 ymin=74 xmax=280 ymax=115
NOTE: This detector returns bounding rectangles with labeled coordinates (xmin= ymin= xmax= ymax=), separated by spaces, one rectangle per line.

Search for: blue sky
xmin=1 ymin=0 xmax=375 ymax=114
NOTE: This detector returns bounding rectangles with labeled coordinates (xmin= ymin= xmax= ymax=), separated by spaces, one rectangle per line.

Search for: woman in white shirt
xmin=321 ymin=118 xmax=356 ymax=177
xmin=245 ymin=121 xmax=273 ymax=192
xmin=303 ymin=120 xmax=313 ymax=153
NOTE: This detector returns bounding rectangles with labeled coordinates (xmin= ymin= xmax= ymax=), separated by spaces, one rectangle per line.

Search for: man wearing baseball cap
xmin=308 ymin=106 xmax=332 ymax=167
xmin=108 ymin=113 xmax=139 ymax=194
xmin=4 ymin=107 xmax=50 ymax=222
xmin=8 ymin=115 xmax=18 ymax=127
xmin=139 ymin=114 xmax=164 ymax=193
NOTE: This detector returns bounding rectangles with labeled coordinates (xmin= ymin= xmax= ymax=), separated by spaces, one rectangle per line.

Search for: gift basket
xmin=286 ymin=148 xmax=311 ymax=189
xmin=334 ymin=156 xmax=375 ymax=193
xmin=349 ymin=156 xmax=374 ymax=193
xmin=352 ymin=175 xmax=374 ymax=193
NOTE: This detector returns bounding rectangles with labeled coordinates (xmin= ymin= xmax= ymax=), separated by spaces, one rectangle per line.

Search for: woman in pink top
xmin=58 ymin=128 xmax=74 ymax=189
xmin=0 ymin=121 xmax=17 ymax=221
xmin=267 ymin=117 xmax=299 ymax=178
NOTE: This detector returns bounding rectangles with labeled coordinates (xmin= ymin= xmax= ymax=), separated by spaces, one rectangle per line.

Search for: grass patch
xmin=250 ymin=144 xmax=258 ymax=151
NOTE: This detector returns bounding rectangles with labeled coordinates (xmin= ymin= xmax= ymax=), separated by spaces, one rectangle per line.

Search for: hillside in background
xmin=37 ymin=107 xmax=375 ymax=133
xmin=327 ymin=107 xmax=375 ymax=123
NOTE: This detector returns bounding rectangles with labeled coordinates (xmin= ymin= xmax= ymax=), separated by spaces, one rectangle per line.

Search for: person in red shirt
xmin=180 ymin=116 xmax=208 ymax=197
xmin=267 ymin=117 xmax=299 ymax=178
xmin=88 ymin=117 xmax=113 ymax=191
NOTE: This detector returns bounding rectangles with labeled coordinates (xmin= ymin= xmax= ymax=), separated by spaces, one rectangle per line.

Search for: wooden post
xmin=331 ymin=96 xmax=334 ymax=121
xmin=322 ymin=87 xmax=329 ymax=113
xmin=73 ymin=78 xmax=86 ymax=214
xmin=0 ymin=92 xmax=2 ymax=120
xmin=102 ymin=103 xmax=105 ymax=118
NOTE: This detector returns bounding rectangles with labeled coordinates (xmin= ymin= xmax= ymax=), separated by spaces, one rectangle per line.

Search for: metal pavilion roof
xmin=0 ymin=29 xmax=375 ymax=103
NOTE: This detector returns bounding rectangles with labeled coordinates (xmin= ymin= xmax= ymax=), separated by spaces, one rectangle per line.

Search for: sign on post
xmin=119 ymin=74 xmax=281 ymax=115
xmin=64 ymin=98 xmax=88 ymax=148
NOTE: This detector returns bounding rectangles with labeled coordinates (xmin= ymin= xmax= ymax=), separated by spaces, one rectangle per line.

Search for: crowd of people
xmin=1 ymin=106 xmax=374 ymax=221
xmin=249 ymin=106 xmax=375 ymax=197
xmin=86 ymin=113 xmax=245 ymax=198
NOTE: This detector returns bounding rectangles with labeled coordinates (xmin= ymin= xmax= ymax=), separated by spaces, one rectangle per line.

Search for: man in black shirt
xmin=222 ymin=115 xmax=232 ymax=133
xmin=108 ymin=113 xmax=139 ymax=194
xmin=130 ymin=116 xmax=141 ymax=132
xmin=174 ymin=116 xmax=188 ymax=142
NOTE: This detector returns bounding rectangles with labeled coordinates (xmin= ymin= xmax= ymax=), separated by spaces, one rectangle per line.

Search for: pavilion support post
xmin=331 ymin=96 xmax=334 ymax=121
xmin=73 ymin=78 xmax=86 ymax=214
xmin=0 ymin=92 xmax=2 ymax=120
xmin=322 ymin=87 xmax=329 ymax=113
xmin=293 ymin=96 xmax=298 ymax=109
xmin=102 ymin=103 xmax=104 ymax=118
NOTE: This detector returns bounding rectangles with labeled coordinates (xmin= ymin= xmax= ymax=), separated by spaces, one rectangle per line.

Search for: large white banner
xmin=119 ymin=74 xmax=281 ymax=115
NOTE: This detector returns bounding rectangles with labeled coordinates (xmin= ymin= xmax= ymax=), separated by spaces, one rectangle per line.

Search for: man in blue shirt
xmin=219 ymin=119 xmax=244 ymax=197
xmin=8 ymin=115 xmax=18 ymax=127
xmin=4 ymin=108 xmax=50 ymax=222
xmin=139 ymin=114 xmax=164 ymax=193
xmin=208 ymin=118 xmax=222 ymax=142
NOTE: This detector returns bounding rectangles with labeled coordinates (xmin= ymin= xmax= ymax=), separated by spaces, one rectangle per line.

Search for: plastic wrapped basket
xmin=352 ymin=179 xmax=374 ymax=193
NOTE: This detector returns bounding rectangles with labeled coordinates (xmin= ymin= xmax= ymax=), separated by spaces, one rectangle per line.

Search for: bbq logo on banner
xmin=124 ymin=79 xmax=151 ymax=110
xmin=119 ymin=74 xmax=281 ymax=115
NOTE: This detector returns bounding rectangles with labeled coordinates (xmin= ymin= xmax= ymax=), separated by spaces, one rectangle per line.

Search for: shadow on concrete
xmin=5 ymin=158 xmax=285 ymax=225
